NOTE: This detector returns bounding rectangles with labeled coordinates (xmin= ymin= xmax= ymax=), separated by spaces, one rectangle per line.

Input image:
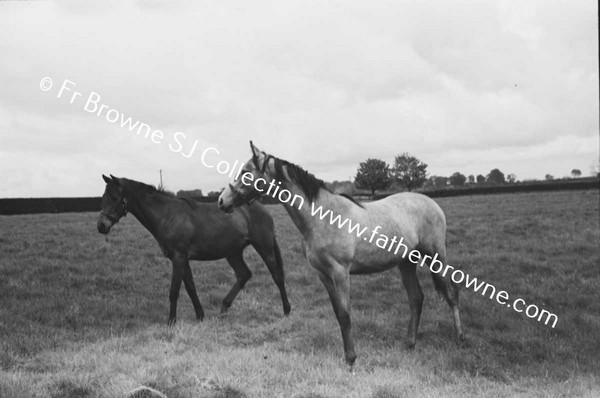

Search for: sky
xmin=0 ymin=0 xmax=598 ymax=198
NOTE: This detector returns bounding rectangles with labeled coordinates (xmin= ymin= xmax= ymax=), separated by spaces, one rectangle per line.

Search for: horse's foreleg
xmin=398 ymin=263 xmax=424 ymax=348
xmin=221 ymin=252 xmax=252 ymax=313
xmin=316 ymin=265 xmax=356 ymax=369
xmin=168 ymin=255 xmax=186 ymax=326
xmin=183 ymin=262 xmax=204 ymax=322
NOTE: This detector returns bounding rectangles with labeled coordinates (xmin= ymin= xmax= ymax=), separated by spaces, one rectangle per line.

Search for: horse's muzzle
xmin=218 ymin=198 xmax=233 ymax=213
xmin=97 ymin=218 xmax=112 ymax=234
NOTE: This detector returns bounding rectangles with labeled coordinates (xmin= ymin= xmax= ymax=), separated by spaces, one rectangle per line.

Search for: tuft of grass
xmin=49 ymin=380 xmax=94 ymax=398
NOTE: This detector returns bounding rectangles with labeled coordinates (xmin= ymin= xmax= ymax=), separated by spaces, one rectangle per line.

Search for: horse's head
xmin=97 ymin=174 xmax=128 ymax=234
xmin=218 ymin=141 xmax=273 ymax=213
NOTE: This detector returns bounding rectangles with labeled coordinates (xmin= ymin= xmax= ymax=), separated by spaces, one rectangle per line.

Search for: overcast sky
xmin=1 ymin=0 xmax=598 ymax=198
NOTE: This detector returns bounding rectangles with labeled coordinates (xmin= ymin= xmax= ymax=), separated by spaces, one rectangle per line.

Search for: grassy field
xmin=1 ymin=189 xmax=599 ymax=397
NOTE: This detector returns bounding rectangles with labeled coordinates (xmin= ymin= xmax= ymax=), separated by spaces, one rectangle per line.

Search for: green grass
xmin=1 ymin=190 xmax=599 ymax=397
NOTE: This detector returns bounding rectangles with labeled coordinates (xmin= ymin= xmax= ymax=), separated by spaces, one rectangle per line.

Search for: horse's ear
xmin=109 ymin=174 xmax=121 ymax=186
xmin=249 ymin=141 xmax=265 ymax=166
xmin=250 ymin=141 xmax=261 ymax=157
xmin=102 ymin=174 xmax=111 ymax=184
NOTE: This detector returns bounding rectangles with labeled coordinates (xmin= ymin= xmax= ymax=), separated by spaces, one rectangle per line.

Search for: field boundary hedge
xmin=373 ymin=178 xmax=599 ymax=200
xmin=1 ymin=179 xmax=598 ymax=215
xmin=0 ymin=197 xmax=102 ymax=215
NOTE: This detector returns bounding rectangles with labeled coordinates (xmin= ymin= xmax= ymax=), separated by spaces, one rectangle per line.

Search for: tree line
xmin=175 ymin=154 xmax=593 ymax=198
xmin=351 ymin=154 xmax=589 ymax=196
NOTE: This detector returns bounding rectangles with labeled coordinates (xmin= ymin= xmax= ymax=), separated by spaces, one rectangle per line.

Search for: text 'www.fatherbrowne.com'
xmin=308 ymin=201 xmax=559 ymax=329
xmin=235 ymin=169 xmax=558 ymax=328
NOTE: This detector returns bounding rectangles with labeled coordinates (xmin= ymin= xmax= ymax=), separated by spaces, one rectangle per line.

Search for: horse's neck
xmin=281 ymin=195 xmax=312 ymax=238
xmin=280 ymin=182 xmax=347 ymax=239
xmin=123 ymin=183 xmax=168 ymax=236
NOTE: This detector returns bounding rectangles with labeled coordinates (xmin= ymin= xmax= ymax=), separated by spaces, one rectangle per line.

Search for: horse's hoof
xmin=167 ymin=318 xmax=176 ymax=327
xmin=404 ymin=341 xmax=416 ymax=350
xmin=220 ymin=302 xmax=231 ymax=314
xmin=283 ymin=305 xmax=291 ymax=316
xmin=345 ymin=354 xmax=357 ymax=370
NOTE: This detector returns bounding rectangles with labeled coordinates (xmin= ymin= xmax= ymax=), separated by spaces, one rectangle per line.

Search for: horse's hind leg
xmin=221 ymin=251 xmax=252 ymax=313
xmin=167 ymin=253 xmax=187 ymax=326
xmin=253 ymin=239 xmax=291 ymax=315
xmin=423 ymin=247 xmax=464 ymax=340
xmin=182 ymin=262 xmax=204 ymax=321
xmin=398 ymin=262 xmax=424 ymax=348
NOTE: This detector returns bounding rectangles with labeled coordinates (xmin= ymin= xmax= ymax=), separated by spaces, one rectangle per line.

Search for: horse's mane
xmin=122 ymin=179 xmax=173 ymax=196
xmin=339 ymin=193 xmax=364 ymax=208
xmin=269 ymin=157 xmax=364 ymax=208
xmin=121 ymin=178 xmax=200 ymax=209
xmin=156 ymin=185 xmax=170 ymax=194
xmin=271 ymin=157 xmax=325 ymax=203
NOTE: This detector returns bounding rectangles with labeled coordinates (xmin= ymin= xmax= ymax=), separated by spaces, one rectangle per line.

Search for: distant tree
xmin=571 ymin=169 xmax=582 ymax=178
xmin=487 ymin=169 xmax=506 ymax=184
xmin=591 ymin=161 xmax=600 ymax=177
xmin=424 ymin=176 xmax=448 ymax=189
xmin=354 ymin=158 xmax=392 ymax=196
xmin=326 ymin=180 xmax=339 ymax=191
xmin=476 ymin=174 xmax=486 ymax=183
xmin=177 ymin=189 xmax=204 ymax=197
xmin=423 ymin=176 xmax=434 ymax=189
xmin=423 ymin=176 xmax=435 ymax=189
xmin=434 ymin=176 xmax=449 ymax=188
xmin=207 ymin=189 xmax=224 ymax=197
xmin=388 ymin=180 xmax=406 ymax=192
xmin=468 ymin=175 xmax=475 ymax=184
xmin=545 ymin=174 xmax=554 ymax=181
xmin=449 ymin=172 xmax=467 ymax=187
xmin=506 ymin=173 xmax=517 ymax=183
xmin=327 ymin=180 xmax=357 ymax=195
xmin=392 ymin=153 xmax=428 ymax=191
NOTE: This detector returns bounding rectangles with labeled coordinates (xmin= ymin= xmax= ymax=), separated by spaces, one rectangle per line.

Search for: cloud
xmin=0 ymin=0 xmax=597 ymax=197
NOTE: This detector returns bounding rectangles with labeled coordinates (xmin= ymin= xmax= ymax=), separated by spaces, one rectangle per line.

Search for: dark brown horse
xmin=97 ymin=174 xmax=290 ymax=325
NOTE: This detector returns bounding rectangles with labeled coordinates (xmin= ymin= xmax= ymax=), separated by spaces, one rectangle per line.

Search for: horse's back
xmin=365 ymin=192 xmax=446 ymax=245
xmin=368 ymin=192 xmax=444 ymax=223
xmin=345 ymin=192 xmax=447 ymax=272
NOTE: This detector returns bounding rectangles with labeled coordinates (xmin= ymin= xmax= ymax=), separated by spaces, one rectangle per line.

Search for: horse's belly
xmin=349 ymin=261 xmax=397 ymax=275
xmin=189 ymin=248 xmax=228 ymax=261
xmin=349 ymin=237 xmax=414 ymax=274
xmin=188 ymin=234 xmax=247 ymax=261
